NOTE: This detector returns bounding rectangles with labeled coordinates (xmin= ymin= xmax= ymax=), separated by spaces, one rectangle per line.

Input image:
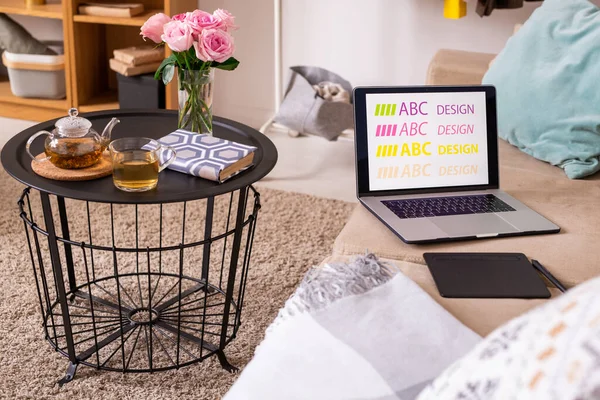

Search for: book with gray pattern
xmin=157 ymin=130 xmax=257 ymax=183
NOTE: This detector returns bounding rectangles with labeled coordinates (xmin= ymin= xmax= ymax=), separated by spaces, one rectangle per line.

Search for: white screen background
xmin=366 ymin=92 xmax=489 ymax=191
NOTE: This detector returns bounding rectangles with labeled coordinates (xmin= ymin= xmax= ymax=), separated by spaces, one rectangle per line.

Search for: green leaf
xmin=154 ymin=54 xmax=177 ymax=80
xmin=212 ymin=57 xmax=240 ymax=71
xmin=162 ymin=64 xmax=175 ymax=85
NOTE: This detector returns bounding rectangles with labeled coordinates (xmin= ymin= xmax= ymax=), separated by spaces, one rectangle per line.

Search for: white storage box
xmin=1 ymin=45 xmax=66 ymax=99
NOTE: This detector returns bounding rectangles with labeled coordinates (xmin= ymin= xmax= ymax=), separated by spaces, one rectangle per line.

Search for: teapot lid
xmin=55 ymin=108 xmax=92 ymax=137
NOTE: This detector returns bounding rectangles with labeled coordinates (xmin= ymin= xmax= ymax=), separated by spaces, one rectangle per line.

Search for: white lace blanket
xmin=224 ymin=254 xmax=481 ymax=400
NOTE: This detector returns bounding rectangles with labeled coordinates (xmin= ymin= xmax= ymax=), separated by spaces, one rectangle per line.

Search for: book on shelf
xmin=109 ymin=58 xmax=161 ymax=77
xmin=113 ymin=46 xmax=164 ymax=66
xmin=157 ymin=130 xmax=257 ymax=183
xmin=78 ymin=2 xmax=145 ymax=18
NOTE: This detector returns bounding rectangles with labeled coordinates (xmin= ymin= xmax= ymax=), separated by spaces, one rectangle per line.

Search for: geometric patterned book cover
xmin=157 ymin=129 xmax=257 ymax=183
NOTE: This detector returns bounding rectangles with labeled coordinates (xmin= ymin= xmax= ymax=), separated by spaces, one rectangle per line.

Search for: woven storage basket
xmin=274 ymin=66 xmax=353 ymax=141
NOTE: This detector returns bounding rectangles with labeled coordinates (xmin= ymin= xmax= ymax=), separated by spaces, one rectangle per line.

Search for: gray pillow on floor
xmin=0 ymin=13 xmax=56 ymax=55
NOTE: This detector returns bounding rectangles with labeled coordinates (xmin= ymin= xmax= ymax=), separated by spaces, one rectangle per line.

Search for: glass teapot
xmin=26 ymin=108 xmax=120 ymax=169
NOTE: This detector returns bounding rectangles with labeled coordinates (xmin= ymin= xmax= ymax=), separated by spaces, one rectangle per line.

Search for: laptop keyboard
xmin=382 ymin=194 xmax=516 ymax=219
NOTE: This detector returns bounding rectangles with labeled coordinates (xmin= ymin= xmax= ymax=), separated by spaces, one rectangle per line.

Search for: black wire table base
xmin=18 ymin=185 xmax=260 ymax=385
xmin=46 ymin=274 xmax=238 ymax=377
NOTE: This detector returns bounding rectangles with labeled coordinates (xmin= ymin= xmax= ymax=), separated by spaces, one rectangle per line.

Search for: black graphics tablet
xmin=423 ymin=252 xmax=551 ymax=298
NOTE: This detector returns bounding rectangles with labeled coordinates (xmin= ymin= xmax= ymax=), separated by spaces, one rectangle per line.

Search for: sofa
xmin=225 ymin=40 xmax=600 ymax=399
xmin=324 ymin=47 xmax=600 ymax=337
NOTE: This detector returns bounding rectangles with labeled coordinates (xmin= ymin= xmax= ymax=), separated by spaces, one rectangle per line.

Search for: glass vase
xmin=178 ymin=68 xmax=214 ymax=135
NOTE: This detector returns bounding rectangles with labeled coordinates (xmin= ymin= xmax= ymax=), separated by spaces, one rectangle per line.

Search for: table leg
xmin=40 ymin=192 xmax=78 ymax=381
xmin=201 ymin=196 xmax=214 ymax=282
xmin=57 ymin=362 xmax=78 ymax=387
xmin=57 ymin=196 xmax=77 ymax=293
xmin=217 ymin=187 xmax=248 ymax=371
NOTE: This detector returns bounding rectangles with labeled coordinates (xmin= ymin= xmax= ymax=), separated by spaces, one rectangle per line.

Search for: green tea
xmin=45 ymin=138 xmax=104 ymax=169
xmin=112 ymin=150 xmax=159 ymax=192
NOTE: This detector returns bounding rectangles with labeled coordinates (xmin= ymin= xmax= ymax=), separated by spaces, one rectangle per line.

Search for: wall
xmin=282 ymin=0 xmax=543 ymax=88
xmin=198 ymin=0 xmax=275 ymax=128
xmin=200 ymin=0 xmax=547 ymax=127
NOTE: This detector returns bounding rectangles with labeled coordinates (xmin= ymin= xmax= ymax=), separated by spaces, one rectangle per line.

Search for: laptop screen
xmin=365 ymin=91 xmax=490 ymax=192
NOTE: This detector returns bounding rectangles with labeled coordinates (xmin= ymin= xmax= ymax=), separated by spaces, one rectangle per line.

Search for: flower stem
xmin=177 ymin=68 xmax=214 ymax=134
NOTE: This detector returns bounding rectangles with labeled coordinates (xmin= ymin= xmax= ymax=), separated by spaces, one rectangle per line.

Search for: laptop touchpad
xmin=431 ymin=214 xmax=518 ymax=237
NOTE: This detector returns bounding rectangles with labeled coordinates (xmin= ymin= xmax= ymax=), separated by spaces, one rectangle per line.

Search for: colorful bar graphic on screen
xmin=377 ymin=166 xmax=399 ymax=179
xmin=375 ymin=125 xmax=398 ymax=137
xmin=375 ymin=145 xmax=398 ymax=158
xmin=374 ymin=104 xmax=397 ymax=116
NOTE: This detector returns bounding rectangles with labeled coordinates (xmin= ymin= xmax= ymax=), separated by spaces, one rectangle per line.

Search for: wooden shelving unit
xmin=78 ymin=91 xmax=118 ymax=112
xmin=0 ymin=0 xmax=196 ymax=121
xmin=73 ymin=8 xmax=163 ymax=26
xmin=0 ymin=0 xmax=62 ymax=19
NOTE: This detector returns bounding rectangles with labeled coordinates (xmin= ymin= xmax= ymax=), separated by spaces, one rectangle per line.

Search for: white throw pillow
xmin=417 ymin=276 xmax=600 ymax=399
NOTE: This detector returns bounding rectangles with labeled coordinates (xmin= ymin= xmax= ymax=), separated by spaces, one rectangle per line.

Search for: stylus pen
xmin=532 ymin=259 xmax=567 ymax=293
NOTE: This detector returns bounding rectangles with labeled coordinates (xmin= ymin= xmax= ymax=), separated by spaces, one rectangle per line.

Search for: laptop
xmin=353 ymin=85 xmax=560 ymax=244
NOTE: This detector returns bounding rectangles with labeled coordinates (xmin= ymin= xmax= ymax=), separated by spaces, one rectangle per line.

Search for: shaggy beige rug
xmin=0 ymin=163 xmax=354 ymax=399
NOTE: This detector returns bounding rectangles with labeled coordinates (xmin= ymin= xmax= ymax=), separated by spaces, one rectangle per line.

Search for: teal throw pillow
xmin=483 ymin=0 xmax=600 ymax=179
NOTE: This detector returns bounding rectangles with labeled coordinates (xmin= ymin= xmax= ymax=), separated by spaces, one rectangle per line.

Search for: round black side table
xmin=1 ymin=110 xmax=277 ymax=385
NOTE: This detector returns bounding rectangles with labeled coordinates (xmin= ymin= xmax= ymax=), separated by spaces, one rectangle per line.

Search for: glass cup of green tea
xmin=108 ymin=138 xmax=176 ymax=192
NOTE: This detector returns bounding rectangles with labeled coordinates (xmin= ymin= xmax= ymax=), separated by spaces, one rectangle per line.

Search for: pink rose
xmin=140 ymin=13 xmax=171 ymax=43
xmin=186 ymin=10 xmax=223 ymax=37
xmin=161 ymin=20 xmax=194 ymax=52
xmin=213 ymin=9 xmax=238 ymax=32
xmin=193 ymin=28 xmax=235 ymax=63
xmin=171 ymin=12 xmax=187 ymax=21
